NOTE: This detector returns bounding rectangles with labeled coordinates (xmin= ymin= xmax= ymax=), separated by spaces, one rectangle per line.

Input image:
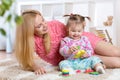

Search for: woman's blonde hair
xmin=15 ymin=10 xmax=50 ymax=71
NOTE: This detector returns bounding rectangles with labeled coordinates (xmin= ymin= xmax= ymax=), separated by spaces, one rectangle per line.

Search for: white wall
xmin=72 ymin=3 xmax=90 ymax=31
xmin=94 ymin=2 xmax=113 ymax=27
xmin=114 ymin=0 xmax=120 ymax=46
xmin=94 ymin=1 xmax=116 ymax=45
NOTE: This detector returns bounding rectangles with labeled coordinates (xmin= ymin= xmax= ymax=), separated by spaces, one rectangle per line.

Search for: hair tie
xmin=70 ymin=13 xmax=74 ymax=16
xmin=70 ymin=13 xmax=73 ymax=15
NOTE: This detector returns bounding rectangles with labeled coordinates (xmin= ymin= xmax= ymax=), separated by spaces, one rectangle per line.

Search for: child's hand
xmin=68 ymin=46 xmax=78 ymax=54
xmin=81 ymin=53 xmax=89 ymax=58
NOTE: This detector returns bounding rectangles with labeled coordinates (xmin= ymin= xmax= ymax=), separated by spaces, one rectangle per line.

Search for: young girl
xmin=59 ymin=14 xmax=105 ymax=74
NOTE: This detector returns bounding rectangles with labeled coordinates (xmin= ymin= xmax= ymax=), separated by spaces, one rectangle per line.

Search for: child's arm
xmin=59 ymin=39 xmax=72 ymax=58
xmin=82 ymin=37 xmax=94 ymax=57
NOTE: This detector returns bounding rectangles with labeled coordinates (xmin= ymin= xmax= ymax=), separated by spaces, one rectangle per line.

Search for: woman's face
xmin=34 ymin=15 xmax=48 ymax=37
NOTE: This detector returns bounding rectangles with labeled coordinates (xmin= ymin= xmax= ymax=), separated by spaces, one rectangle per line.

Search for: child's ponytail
xmin=85 ymin=16 xmax=91 ymax=21
xmin=64 ymin=13 xmax=91 ymax=22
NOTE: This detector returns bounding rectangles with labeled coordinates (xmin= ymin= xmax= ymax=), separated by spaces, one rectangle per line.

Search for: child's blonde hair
xmin=15 ymin=10 xmax=50 ymax=71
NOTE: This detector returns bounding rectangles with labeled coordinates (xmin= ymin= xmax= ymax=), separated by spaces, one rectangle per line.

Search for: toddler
xmin=59 ymin=14 xmax=105 ymax=74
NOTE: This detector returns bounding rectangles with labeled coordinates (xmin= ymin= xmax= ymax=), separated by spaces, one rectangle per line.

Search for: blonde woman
xmin=15 ymin=10 xmax=120 ymax=75
xmin=15 ymin=10 xmax=66 ymax=75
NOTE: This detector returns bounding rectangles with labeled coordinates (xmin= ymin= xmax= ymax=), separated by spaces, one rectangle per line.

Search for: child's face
xmin=34 ymin=15 xmax=48 ymax=36
xmin=68 ymin=24 xmax=84 ymax=40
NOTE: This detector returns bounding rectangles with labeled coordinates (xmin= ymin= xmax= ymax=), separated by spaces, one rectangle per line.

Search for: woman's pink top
xmin=34 ymin=20 xmax=66 ymax=66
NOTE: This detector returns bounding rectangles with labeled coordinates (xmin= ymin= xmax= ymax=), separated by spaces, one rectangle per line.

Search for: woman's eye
xmin=36 ymin=24 xmax=42 ymax=28
xmin=38 ymin=25 xmax=41 ymax=28
xmin=72 ymin=30 xmax=75 ymax=32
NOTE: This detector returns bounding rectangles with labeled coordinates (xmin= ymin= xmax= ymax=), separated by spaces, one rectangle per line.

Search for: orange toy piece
xmin=84 ymin=68 xmax=94 ymax=73
xmin=76 ymin=70 xmax=81 ymax=73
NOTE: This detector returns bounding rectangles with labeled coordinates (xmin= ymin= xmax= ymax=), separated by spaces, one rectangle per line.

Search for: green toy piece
xmin=77 ymin=46 xmax=80 ymax=49
xmin=89 ymin=72 xmax=99 ymax=75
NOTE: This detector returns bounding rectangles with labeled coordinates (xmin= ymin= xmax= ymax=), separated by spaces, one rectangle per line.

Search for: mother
xmin=15 ymin=10 xmax=120 ymax=75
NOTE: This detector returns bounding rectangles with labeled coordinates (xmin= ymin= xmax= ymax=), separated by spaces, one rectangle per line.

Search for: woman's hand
xmin=34 ymin=66 xmax=46 ymax=75
xmin=33 ymin=63 xmax=46 ymax=75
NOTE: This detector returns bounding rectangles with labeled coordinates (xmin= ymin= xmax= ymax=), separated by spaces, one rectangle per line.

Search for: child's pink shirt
xmin=34 ymin=20 xmax=66 ymax=66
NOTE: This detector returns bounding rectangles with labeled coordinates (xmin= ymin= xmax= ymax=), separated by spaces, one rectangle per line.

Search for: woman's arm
xmin=84 ymin=37 xmax=94 ymax=56
xmin=32 ymin=54 xmax=46 ymax=75
xmin=32 ymin=62 xmax=46 ymax=75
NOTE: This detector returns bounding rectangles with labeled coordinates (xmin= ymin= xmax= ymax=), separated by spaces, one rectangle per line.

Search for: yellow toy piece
xmin=74 ymin=50 xmax=85 ymax=58
xmin=62 ymin=69 xmax=69 ymax=73
xmin=61 ymin=69 xmax=69 ymax=75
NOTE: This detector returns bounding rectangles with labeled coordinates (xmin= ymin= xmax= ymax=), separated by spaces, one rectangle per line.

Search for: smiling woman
xmin=15 ymin=10 xmax=67 ymax=75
